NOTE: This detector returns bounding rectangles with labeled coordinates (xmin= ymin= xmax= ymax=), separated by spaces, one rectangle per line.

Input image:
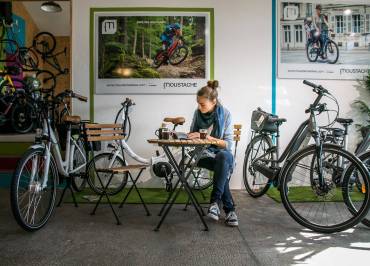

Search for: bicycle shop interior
xmin=0 ymin=1 xmax=369 ymax=266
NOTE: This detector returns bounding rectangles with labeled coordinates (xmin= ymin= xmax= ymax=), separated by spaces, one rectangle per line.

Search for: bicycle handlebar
xmin=303 ymin=80 xmax=328 ymax=94
xmin=122 ymin=97 xmax=135 ymax=107
xmin=71 ymin=92 xmax=88 ymax=102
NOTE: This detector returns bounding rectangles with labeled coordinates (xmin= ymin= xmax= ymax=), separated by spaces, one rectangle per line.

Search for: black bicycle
xmin=32 ymin=32 xmax=69 ymax=78
xmin=243 ymin=80 xmax=370 ymax=233
xmin=318 ymin=120 xmax=370 ymax=227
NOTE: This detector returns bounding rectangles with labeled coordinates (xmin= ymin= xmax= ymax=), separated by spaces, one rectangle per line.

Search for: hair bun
xmin=207 ymin=80 xmax=219 ymax=89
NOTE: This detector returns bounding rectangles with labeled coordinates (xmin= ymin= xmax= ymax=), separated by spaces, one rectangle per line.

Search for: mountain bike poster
xmin=91 ymin=8 xmax=214 ymax=94
xmin=277 ymin=0 xmax=370 ymax=80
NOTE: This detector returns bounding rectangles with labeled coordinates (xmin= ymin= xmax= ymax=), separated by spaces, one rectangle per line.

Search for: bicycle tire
xmin=243 ymin=134 xmax=273 ymax=197
xmin=280 ymin=144 xmax=370 ymax=233
xmin=152 ymin=50 xmax=165 ymax=68
xmin=325 ymin=40 xmax=339 ymax=64
xmin=0 ymin=39 xmax=19 ymax=60
xmin=86 ymin=152 xmax=128 ymax=195
xmin=11 ymin=98 xmax=35 ymax=134
xmin=71 ymin=138 xmax=88 ymax=192
xmin=33 ymin=32 xmax=56 ymax=55
xmin=19 ymin=47 xmax=39 ymax=71
xmin=10 ymin=147 xmax=58 ymax=231
xmin=343 ymin=150 xmax=370 ymax=228
xmin=169 ymin=45 xmax=188 ymax=65
xmin=306 ymin=41 xmax=319 ymax=62
xmin=188 ymin=167 xmax=214 ymax=191
xmin=36 ymin=70 xmax=56 ymax=91
xmin=114 ymin=108 xmax=131 ymax=141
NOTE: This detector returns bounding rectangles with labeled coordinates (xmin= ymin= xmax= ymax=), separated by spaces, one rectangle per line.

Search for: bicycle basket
xmin=251 ymin=108 xmax=278 ymax=133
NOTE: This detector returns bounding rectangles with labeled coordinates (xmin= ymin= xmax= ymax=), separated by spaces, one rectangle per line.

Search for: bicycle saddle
xmin=63 ymin=115 xmax=81 ymax=124
xmin=336 ymin=118 xmax=353 ymax=125
xmin=163 ymin=117 xmax=185 ymax=126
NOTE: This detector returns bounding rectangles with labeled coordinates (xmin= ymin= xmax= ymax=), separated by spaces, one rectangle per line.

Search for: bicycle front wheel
xmin=243 ymin=134 xmax=273 ymax=197
xmin=169 ymin=45 xmax=188 ymax=65
xmin=114 ymin=109 xmax=131 ymax=141
xmin=10 ymin=147 xmax=58 ymax=231
xmin=280 ymin=144 xmax=370 ymax=233
xmin=325 ymin=40 xmax=339 ymax=64
xmin=344 ymin=150 xmax=370 ymax=228
xmin=87 ymin=152 xmax=128 ymax=195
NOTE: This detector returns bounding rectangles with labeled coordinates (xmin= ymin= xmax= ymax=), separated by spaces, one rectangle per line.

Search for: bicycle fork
xmin=41 ymin=142 xmax=52 ymax=189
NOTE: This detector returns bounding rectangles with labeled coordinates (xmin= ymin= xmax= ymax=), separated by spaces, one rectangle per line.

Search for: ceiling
xmin=22 ymin=1 xmax=71 ymax=36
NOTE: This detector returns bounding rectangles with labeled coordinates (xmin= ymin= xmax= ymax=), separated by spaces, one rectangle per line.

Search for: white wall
xmin=72 ymin=0 xmax=364 ymax=189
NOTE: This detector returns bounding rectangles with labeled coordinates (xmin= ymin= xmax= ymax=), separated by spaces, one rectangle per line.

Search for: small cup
xmin=199 ymin=129 xmax=208 ymax=140
xmin=161 ymin=128 xmax=170 ymax=140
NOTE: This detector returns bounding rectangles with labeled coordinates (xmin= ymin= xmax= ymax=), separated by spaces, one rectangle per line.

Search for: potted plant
xmin=353 ymin=73 xmax=370 ymax=138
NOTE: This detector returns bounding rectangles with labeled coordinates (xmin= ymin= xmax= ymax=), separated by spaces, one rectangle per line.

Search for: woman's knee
xmin=215 ymin=151 xmax=233 ymax=164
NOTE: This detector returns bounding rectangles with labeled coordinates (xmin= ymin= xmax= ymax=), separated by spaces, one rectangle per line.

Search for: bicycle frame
xmin=167 ymin=39 xmax=181 ymax=57
xmin=251 ymin=90 xmax=325 ymax=185
xmin=41 ymin=51 xmax=68 ymax=77
xmin=33 ymin=117 xmax=86 ymax=189
xmin=253 ymin=119 xmax=312 ymax=168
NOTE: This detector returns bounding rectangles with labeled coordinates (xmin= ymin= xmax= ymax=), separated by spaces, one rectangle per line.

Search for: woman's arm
xmin=206 ymin=110 xmax=233 ymax=150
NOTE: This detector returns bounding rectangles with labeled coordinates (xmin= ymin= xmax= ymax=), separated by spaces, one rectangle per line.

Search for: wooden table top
xmin=147 ymin=139 xmax=219 ymax=146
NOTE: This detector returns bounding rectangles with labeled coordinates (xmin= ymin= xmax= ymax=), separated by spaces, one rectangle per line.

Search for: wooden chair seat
xmin=96 ymin=164 xmax=148 ymax=174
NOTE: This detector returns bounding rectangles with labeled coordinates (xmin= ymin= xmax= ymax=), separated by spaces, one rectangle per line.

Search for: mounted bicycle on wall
xmin=32 ymin=31 xmax=69 ymax=79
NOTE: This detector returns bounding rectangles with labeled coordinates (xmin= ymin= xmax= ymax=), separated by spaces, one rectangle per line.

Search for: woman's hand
xmin=206 ymin=135 xmax=226 ymax=148
xmin=187 ymin=132 xmax=200 ymax=139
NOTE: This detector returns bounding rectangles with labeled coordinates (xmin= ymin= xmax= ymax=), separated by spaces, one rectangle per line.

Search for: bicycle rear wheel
xmin=152 ymin=50 xmax=165 ymax=68
xmin=169 ymin=45 xmax=188 ymax=65
xmin=280 ymin=144 xmax=370 ymax=233
xmin=33 ymin=32 xmax=56 ymax=55
xmin=87 ymin=152 xmax=128 ymax=195
xmin=325 ymin=40 xmax=339 ymax=64
xmin=243 ymin=134 xmax=273 ymax=197
xmin=10 ymin=147 xmax=58 ymax=231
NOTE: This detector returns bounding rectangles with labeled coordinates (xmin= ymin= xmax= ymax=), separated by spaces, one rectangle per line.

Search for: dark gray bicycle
xmin=318 ymin=119 xmax=369 ymax=227
xmin=243 ymin=80 xmax=370 ymax=233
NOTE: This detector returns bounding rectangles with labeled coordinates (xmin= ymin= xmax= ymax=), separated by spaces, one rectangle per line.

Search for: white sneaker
xmin=207 ymin=202 xmax=220 ymax=221
xmin=225 ymin=211 xmax=239 ymax=227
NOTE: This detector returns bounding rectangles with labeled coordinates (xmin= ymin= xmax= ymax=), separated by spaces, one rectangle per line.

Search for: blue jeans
xmin=319 ymin=30 xmax=328 ymax=54
xmin=197 ymin=150 xmax=235 ymax=213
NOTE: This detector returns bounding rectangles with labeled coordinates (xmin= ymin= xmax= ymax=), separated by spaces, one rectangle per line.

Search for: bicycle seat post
xmin=275 ymin=125 xmax=280 ymax=162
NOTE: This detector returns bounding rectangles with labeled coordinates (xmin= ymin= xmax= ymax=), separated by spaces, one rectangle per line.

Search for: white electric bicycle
xmin=85 ymin=98 xmax=214 ymax=196
xmin=10 ymin=90 xmax=88 ymax=231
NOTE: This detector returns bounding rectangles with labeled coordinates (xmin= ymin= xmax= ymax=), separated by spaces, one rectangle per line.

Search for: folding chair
xmin=183 ymin=124 xmax=242 ymax=210
xmin=84 ymin=123 xmax=151 ymax=225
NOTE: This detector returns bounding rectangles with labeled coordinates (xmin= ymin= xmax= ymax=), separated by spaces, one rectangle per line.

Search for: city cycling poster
xmin=277 ymin=0 xmax=370 ymax=80
xmin=91 ymin=8 xmax=213 ymax=94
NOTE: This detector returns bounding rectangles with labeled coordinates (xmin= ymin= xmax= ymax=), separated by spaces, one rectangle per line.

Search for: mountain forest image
xmin=97 ymin=15 xmax=207 ymax=79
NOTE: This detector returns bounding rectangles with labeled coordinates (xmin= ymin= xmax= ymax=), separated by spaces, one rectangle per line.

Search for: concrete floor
xmin=0 ymin=189 xmax=369 ymax=266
